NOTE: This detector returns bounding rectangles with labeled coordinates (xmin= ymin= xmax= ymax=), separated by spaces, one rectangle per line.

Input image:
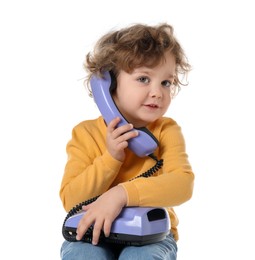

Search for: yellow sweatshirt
xmin=60 ymin=116 xmax=194 ymax=241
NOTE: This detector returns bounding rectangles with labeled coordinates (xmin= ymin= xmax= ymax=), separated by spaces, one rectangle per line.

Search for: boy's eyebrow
xmin=168 ymin=73 xmax=175 ymax=78
xmin=132 ymin=68 xmax=151 ymax=74
xmin=132 ymin=69 xmax=176 ymax=79
xmin=163 ymin=73 xmax=176 ymax=80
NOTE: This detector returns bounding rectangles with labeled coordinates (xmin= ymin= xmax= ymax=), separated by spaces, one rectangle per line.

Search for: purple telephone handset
xmin=90 ymin=71 xmax=159 ymax=157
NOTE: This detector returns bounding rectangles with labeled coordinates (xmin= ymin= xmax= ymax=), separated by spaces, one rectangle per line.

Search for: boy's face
xmin=113 ymin=52 xmax=176 ymax=128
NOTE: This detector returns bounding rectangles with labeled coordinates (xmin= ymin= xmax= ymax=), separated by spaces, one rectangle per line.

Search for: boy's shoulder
xmin=152 ymin=116 xmax=178 ymax=129
xmin=149 ymin=117 xmax=182 ymax=138
xmin=73 ymin=116 xmax=104 ymax=132
xmin=74 ymin=116 xmax=179 ymax=133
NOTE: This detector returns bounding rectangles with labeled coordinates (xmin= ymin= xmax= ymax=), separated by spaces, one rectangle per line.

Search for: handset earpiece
xmin=90 ymin=71 xmax=159 ymax=157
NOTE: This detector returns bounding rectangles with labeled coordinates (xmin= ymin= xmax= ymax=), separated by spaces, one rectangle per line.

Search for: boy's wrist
xmin=115 ymin=185 xmax=127 ymax=207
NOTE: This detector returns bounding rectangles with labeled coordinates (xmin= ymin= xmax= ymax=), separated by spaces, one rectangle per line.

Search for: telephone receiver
xmin=90 ymin=71 xmax=159 ymax=157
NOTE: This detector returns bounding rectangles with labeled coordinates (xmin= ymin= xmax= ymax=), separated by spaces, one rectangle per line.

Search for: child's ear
xmin=109 ymin=71 xmax=117 ymax=94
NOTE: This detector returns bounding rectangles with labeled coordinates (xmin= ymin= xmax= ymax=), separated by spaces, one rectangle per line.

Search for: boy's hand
xmin=76 ymin=185 xmax=127 ymax=245
xmin=106 ymin=117 xmax=138 ymax=162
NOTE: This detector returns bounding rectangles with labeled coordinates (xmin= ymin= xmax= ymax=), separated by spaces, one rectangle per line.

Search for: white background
xmin=0 ymin=0 xmax=254 ymax=259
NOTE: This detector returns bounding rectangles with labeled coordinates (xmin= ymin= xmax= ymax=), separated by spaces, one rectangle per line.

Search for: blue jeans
xmin=60 ymin=233 xmax=177 ymax=260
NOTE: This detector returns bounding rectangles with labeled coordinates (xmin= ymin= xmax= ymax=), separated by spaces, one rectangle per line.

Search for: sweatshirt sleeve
xmin=119 ymin=118 xmax=194 ymax=208
xmin=59 ymin=120 xmax=123 ymax=211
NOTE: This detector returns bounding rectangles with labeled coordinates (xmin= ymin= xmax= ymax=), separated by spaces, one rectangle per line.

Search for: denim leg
xmin=118 ymin=233 xmax=178 ymax=260
xmin=60 ymin=240 xmax=116 ymax=260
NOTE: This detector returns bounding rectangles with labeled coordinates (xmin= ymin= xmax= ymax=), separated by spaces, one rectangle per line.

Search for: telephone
xmin=90 ymin=71 xmax=159 ymax=157
xmin=62 ymin=71 xmax=167 ymax=246
xmin=63 ymin=207 xmax=170 ymax=246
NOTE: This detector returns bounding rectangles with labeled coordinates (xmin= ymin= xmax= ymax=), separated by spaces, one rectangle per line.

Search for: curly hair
xmin=84 ymin=23 xmax=191 ymax=96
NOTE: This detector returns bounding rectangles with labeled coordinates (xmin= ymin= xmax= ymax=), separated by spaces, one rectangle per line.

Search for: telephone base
xmin=63 ymin=207 xmax=170 ymax=246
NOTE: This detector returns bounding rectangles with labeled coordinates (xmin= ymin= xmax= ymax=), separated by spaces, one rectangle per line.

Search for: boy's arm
xmin=119 ymin=120 xmax=194 ymax=208
xmin=60 ymin=122 xmax=123 ymax=211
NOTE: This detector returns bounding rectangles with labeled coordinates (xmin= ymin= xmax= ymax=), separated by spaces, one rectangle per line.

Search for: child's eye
xmin=137 ymin=76 xmax=150 ymax=84
xmin=161 ymin=80 xmax=173 ymax=88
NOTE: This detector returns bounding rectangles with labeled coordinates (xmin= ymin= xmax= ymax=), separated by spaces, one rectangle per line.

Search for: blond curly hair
xmin=84 ymin=23 xmax=191 ymax=96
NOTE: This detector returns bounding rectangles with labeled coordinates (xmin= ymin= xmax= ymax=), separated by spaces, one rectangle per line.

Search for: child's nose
xmin=150 ymin=85 xmax=162 ymax=98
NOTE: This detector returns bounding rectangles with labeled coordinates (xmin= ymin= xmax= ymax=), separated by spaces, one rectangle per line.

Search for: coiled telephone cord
xmin=62 ymin=154 xmax=163 ymax=242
